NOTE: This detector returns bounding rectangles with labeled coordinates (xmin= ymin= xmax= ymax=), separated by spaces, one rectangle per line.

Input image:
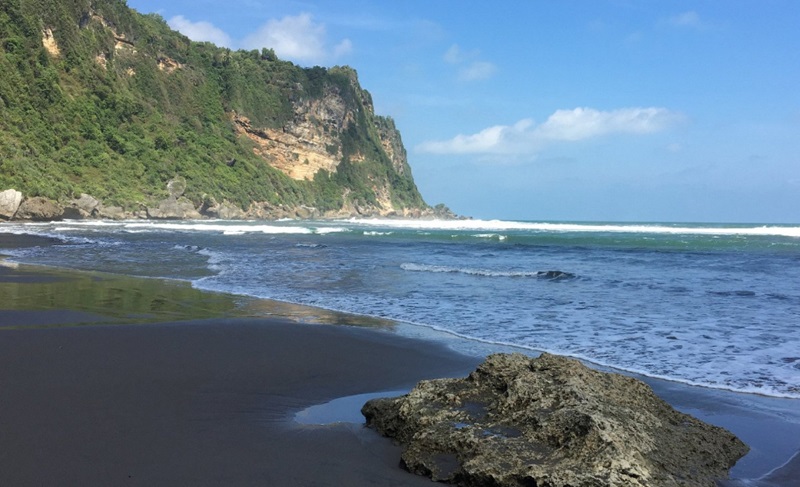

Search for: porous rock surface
xmin=147 ymin=196 xmax=201 ymax=220
xmin=362 ymin=353 xmax=748 ymax=487
xmin=14 ymin=197 xmax=64 ymax=221
xmin=62 ymin=193 xmax=100 ymax=219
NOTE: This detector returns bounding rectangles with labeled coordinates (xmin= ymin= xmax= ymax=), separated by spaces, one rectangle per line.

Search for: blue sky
xmin=127 ymin=1 xmax=799 ymax=223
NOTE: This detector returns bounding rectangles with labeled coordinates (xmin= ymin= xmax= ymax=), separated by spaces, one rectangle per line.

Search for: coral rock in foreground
xmin=362 ymin=353 xmax=748 ymax=487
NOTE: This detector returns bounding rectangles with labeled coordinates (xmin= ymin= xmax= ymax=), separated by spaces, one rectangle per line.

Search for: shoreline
xmin=1 ymin=249 xmax=481 ymax=485
xmin=1 ymin=233 xmax=799 ymax=485
xmin=4 ymin=222 xmax=796 ymax=401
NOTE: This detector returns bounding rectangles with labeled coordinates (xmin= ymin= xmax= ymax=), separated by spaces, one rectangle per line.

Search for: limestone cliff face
xmin=232 ymin=91 xmax=346 ymax=181
xmin=232 ymin=67 xmax=424 ymax=215
xmin=375 ymin=116 xmax=410 ymax=176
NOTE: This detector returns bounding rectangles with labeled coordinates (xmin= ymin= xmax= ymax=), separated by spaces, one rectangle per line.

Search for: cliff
xmin=0 ymin=0 xmax=436 ymax=220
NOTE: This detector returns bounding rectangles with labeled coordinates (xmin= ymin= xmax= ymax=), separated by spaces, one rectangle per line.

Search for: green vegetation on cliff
xmin=0 ymin=0 xmax=427 ymax=215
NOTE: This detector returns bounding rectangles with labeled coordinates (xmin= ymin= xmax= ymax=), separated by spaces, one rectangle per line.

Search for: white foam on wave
xmin=471 ymin=233 xmax=508 ymax=241
xmin=551 ymin=349 xmax=800 ymax=399
xmin=53 ymin=220 xmax=120 ymax=227
xmin=122 ymin=222 xmax=313 ymax=234
xmin=477 ymin=339 xmax=800 ymax=399
xmin=196 ymin=248 xmax=228 ymax=274
xmin=377 ymin=310 xmax=800 ymax=399
xmin=341 ymin=218 xmax=800 ymax=238
xmin=194 ymin=263 xmax=800 ymax=400
xmin=0 ymin=224 xmax=101 ymax=245
xmin=188 ymin=252 xmax=797 ymax=399
xmin=116 ymin=221 xmax=351 ymax=236
xmin=313 ymin=226 xmax=350 ymax=235
xmin=0 ymin=223 xmax=56 ymax=235
xmin=52 ymin=227 xmax=84 ymax=232
xmin=15 ymin=219 xmax=345 ymax=236
xmin=8 ymin=218 xmax=800 ymax=239
xmin=401 ymin=262 xmax=553 ymax=278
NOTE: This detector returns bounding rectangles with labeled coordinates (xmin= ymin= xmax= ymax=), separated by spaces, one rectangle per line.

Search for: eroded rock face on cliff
xmin=375 ymin=116 xmax=410 ymax=176
xmin=232 ymin=83 xmax=349 ymax=182
xmin=228 ymin=67 xmax=424 ymax=217
xmin=362 ymin=353 xmax=748 ymax=487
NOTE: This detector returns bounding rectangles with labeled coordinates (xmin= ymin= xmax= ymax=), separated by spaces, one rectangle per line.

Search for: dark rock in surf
xmin=362 ymin=353 xmax=748 ymax=487
xmin=538 ymin=270 xmax=575 ymax=280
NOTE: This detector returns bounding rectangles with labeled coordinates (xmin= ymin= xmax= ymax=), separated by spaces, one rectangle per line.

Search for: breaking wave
xmin=401 ymin=263 xmax=575 ymax=279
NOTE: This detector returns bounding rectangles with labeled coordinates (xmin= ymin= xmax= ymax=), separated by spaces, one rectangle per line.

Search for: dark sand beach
xmin=1 ymin=233 xmax=799 ymax=486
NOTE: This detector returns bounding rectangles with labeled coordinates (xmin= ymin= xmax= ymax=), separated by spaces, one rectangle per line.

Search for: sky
xmin=126 ymin=1 xmax=800 ymax=223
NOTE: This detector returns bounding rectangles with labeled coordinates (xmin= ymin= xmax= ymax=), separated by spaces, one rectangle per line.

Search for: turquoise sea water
xmin=2 ymin=218 xmax=799 ymax=399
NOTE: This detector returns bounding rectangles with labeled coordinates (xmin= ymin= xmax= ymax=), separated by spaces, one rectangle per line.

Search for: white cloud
xmin=419 ymin=119 xmax=533 ymax=154
xmin=459 ymin=61 xmax=497 ymax=81
xmin=443 ymin=43 xmax=496 ymax=81
xmin=443 ymin=44 xmax=464 ymax=64
xmin=168 ymin=15 xmax=233 ymax=47
xmin=417 ymin=107 xmax=683 ymax=155
xmin=169 ymin=12 xmax=351 ymax=65
xmin=241 ymin=13 xmax=350 ymax=65
xmin=535 ymin=107 xmax=680 ymax=140
xmin=333 ymin=38 xmax=353 ymax=58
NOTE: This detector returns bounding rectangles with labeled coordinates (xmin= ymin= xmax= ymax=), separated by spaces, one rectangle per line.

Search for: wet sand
xmin=0 ymin=314 xmax=479 ymax=486
xmin=1 ymin=233 xmax=798 ymax=486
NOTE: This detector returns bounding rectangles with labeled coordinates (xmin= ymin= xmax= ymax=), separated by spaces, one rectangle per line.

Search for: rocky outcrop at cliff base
xmin=0 ymin=186 xmax=457 ymax=221
xmin=14 ymin=197 xmax=64 ymax=221
xmin=0 ymin=189 xmax=23 ymax=220
xmin=62 ymin=193 xmax=100 ymax=219
xmin=362 ymin=353 xmax=749 ymax=487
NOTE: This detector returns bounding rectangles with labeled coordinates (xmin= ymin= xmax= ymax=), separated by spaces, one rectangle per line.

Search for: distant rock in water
xmin=362 ymin=353 xmax=748 ymax=487
xmin=537 ymin=270 xmax=575 ymax=280
xmin=295 ymin=243 xmax=327 ymax=249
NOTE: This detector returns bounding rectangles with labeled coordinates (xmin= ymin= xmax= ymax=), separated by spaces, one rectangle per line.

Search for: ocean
xmin=2 ymin=218 xmax=799 ymax=399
